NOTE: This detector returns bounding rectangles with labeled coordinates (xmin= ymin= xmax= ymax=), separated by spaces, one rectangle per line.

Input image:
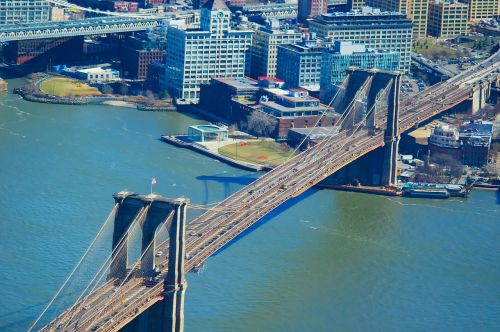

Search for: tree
xmin=159 ymin=90 xmax=170 ymax=99
xmin=101 ymin=85 xmax=113 ymax=95
xmin=432 ymin=153 xmax=464 ymax=182
xmin=145 ymin=89 xmax=154 ymax=99
xmin=228 ymin=123 xmax=239 ymax=132
xmin=245 ymin=111 xmax=277 ymax=137
xmin=119 ymin=84 xmax=129 ymax=96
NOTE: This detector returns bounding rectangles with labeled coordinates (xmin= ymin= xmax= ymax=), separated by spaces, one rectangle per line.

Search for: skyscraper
xmin=0 ymin=0 xmax=50 ymax=25
xmin=163 ymin=0 xmax=253 ymax=103
xmin=298 ymin=0 xmax=329 ymax=23
xmin=366 ymin=0 xmax=430 ymax=38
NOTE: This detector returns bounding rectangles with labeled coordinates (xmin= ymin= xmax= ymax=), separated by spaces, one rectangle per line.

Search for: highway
xmin=40 ymin=49 xmax=500 ymax=332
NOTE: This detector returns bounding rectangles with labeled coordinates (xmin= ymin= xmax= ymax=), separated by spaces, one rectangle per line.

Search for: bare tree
xmin=159 ymin=90 xmax=170 ymax=99
xmin=432 ymin=152 xmax=464 ymax=182
xmin=101 ymin=85 xmax=113 ymax=95
xmin=246 ymin=111 xmax=277 ymax=137
xmin=119 ymin=84 xmax=129 ymax=96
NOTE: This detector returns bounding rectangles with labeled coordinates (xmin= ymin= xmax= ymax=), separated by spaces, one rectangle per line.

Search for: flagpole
xmin=150 ymin=177 xmax=157 ymax=195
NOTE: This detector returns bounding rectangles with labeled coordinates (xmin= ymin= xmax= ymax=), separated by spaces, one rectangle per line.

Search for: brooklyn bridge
xmin=32 ymin=49 xmax=500 ymax=332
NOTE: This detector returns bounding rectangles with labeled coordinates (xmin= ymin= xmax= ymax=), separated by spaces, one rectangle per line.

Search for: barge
xmin=402 ymin=182 xmax=467 ymax=199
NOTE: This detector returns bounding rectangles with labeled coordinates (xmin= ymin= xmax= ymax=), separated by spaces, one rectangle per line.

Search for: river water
xmin=0 ymin=76 xmax=499 ymax=331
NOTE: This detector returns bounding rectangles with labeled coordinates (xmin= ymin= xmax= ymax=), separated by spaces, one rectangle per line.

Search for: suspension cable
xmin=80 ymin=211 xmax=174 ymax=330
xmin=56 ymin=206 xmax=150 ymax=331
xmin=28 ymin=204 xmax=118 ymax=332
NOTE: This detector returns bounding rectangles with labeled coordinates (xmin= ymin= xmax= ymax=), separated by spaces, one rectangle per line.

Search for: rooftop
xmin=189 ymin=124 xmax=228 ymax=132
xmin=261 ymin=100 xmax=329 ymax=114
xmin=278 ymin=43 xmax=325 ymax=54
xmin=76 ymin=67 xmax=117 ymax=74
xmin=311 ymin=7 xmax=412 ymax=26
xmin=202 ymin=0 xmax=230 ymax=11
xmin=213 ymin=76 xmax=259 ymax=90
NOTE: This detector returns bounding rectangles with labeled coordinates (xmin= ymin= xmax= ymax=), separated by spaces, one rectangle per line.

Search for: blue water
xmin=0 ymin=77 xmax=499 ymax=331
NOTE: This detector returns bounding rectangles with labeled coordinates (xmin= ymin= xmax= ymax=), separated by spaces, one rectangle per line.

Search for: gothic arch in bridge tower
xmin=327 ymin=68 xmax=401 ymax=187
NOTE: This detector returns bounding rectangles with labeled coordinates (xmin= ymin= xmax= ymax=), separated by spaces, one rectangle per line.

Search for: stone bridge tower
xmin=328 ymin=68 xmax=402 ymax=187
xmin=111 ymin=191 xmax=188 ymax=332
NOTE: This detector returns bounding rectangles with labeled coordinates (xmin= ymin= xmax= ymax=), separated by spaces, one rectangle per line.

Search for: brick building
xmin=122 ymin=48 xmax=165 ymax=80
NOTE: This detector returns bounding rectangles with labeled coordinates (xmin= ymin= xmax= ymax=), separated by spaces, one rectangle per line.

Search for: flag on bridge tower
xmin=150 ymin=177 xmax=157 ymax=195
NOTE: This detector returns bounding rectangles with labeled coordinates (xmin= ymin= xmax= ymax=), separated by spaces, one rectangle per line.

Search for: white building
xmin=163 ymin=0 xmax=253 ymax=103
xmin=429 ymin=124 xmax=461 ymax=148
xmin=75 ymin=67 xmax=120 ymax=83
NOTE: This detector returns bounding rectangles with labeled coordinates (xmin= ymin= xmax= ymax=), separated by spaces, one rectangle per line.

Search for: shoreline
xmin=13 ymin=73 xmax=177 ymax=111
xmin=160 ymin=135 xmax=271 ymax=172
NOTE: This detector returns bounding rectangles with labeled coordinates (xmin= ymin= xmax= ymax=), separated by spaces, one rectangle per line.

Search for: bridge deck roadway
xmin=41 ymin=50 xmax=500 ymax=332
xmin=0 ymin=14 xmax=189 ymax=42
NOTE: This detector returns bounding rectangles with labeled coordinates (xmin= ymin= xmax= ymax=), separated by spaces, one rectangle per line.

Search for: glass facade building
xmin=320 ymin=41 xmax=400 ymax=102
xmin=164 ymin=0 xmax=253 ymax=103
xmin=0 ymin=0 xmax=50 ymax=25
xmin=308 ymin=8 xmax=413 ymax=73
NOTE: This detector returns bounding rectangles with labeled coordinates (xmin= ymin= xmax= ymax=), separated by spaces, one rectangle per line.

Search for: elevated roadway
xmin=0 ymin=11 xmax=197 ymax=43
xmin=41 ymin=49 xmax=500 ymax=332
xmin=411 ymin=52 xmax=455 ymax=79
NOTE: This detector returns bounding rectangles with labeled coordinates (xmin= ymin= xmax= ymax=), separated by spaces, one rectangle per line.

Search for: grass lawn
xmin=218 ymin=140 xmax=295 ymax=166
xmin=413 ymin=39 xmax=462 ymax=60
xmin=40 ymin=77 xmax=102 ymax=97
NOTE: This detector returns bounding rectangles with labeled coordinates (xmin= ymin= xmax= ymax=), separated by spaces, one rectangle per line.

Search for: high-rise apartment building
xmin=427 ymin=0 xmax=469 ymax=38
xmin=298 ymin=0 xmax=329 ymax=22
xmin=366 ymin=0 xmax=429 ymax=37
xmin=308 ymin=8 xmax=413 ymax=72
xmin=163 ymin=0 xmax=253 ymax=103
xmin=250 ymin=21 xmax=302 ymax=78
xmin=458 ymin=0 xmax=499 ymax=21
xmin=0 ymin=0 xmax=50 ymax=25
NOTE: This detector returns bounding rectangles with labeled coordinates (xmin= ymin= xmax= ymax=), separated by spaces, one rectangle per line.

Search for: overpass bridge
xmin=411 ymin=52 xmax=456 ymax=81
xmin=36 ymin=50 xmax=500 ymax=332
xmin=233 ymin=3 xmax=298 ymax=20
xmin=0 ymin=15 xmax=176 ymax=43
